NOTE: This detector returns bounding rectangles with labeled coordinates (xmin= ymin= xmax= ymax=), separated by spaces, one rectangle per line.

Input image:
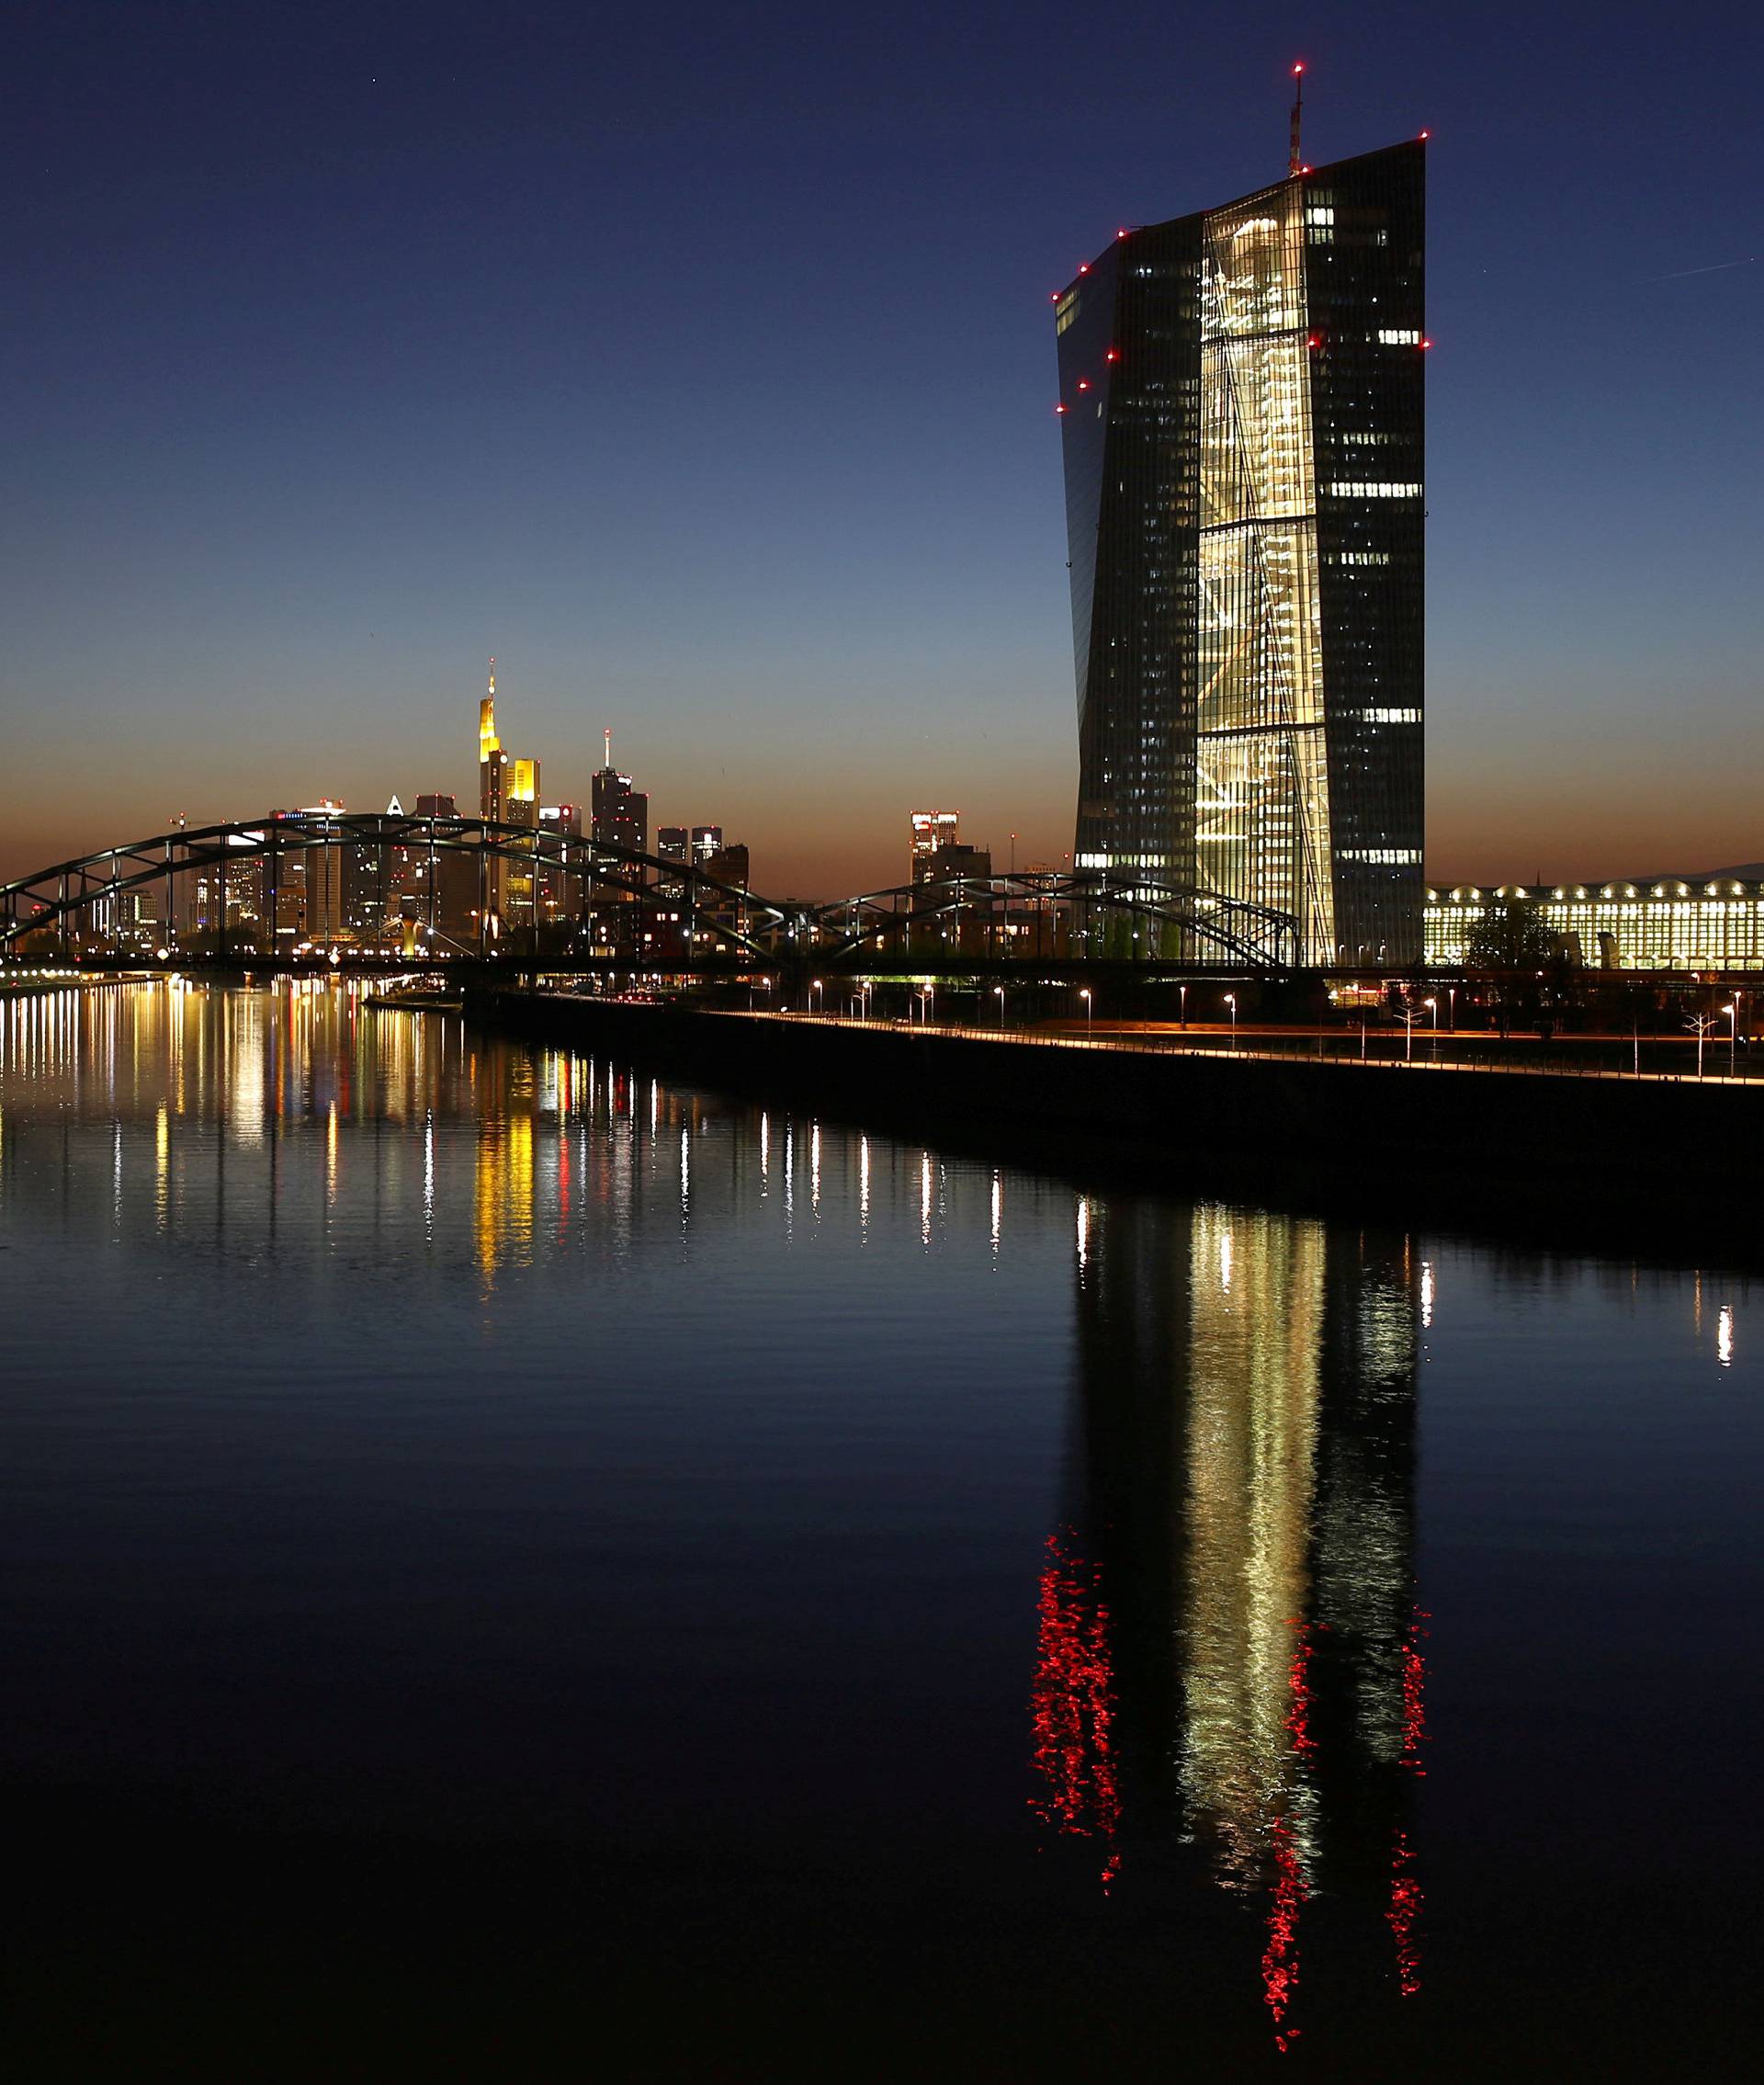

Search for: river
xmin=1 ymin=980 xmax=1756 ymax=2075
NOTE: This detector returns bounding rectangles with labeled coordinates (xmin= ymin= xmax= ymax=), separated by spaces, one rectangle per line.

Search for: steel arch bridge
xmin=0 ymin=813 xmax=1298 ymax=970
xmin=0 ymin=811 xmax=779 ymax=960
xmin=807 ymin=868 xmax=1298 ymax=969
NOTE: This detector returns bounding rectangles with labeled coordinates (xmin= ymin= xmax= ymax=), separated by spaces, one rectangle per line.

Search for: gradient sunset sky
xmin=6 ymin=0 xmax=1760 ymax=893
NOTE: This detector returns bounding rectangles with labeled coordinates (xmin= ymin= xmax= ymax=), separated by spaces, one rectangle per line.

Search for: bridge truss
xmin=808 ymin=868 xmax=1298 ymax=969
xmin=0 ymin=812 xmax=777 ymax=961
xmin=1 ymin=814 xmax=1298 ymax=971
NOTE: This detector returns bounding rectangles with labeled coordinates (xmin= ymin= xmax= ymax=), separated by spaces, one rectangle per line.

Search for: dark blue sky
xmin=6 ymin=0 xmax=1760 ymax=889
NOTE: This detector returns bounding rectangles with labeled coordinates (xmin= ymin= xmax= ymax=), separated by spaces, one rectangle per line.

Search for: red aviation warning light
xmin=1104 ymin=347 xmax=1118 ymax=361
xmin=1076 ymin=379 xmax=1091 ymax=391
xmin=1054 ymin=402 xmax=1068 ymax=414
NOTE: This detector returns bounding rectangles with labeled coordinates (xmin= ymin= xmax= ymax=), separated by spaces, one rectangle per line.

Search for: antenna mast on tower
xmin=1288 ymin=62 xmax=1306 ymax=176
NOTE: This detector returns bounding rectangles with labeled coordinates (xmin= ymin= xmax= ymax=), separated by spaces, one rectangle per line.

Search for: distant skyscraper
xmin=476 ymin=663 xmax=542 ymax=927
xmin=909 ymin=810 xmax=960 ymax=885
xmin=659 ymin=824 xmax=727 ymax=879
xmin=504 ymin=758 xmax=540 ymax=924
xmin=537 ymin=802 xmax=583 ymax=923
xmin=1055 ymin=138 xmax=1425 ymax=964
xmin=479 ymin=662 xmax=507 ymax=827
xmin=413 ymin=795 xmax=474 ymax=941
xmin=293 ymin=799 xmax=348 ymax=941
xmin=592 ymin=731 xmax=649 ymax=859
xmin=701 ymin=842 xmax=748 ymax=890
xmin=908 ymin=810 xmax=992 ymax=949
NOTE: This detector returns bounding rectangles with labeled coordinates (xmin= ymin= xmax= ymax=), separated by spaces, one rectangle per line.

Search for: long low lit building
xmin=1425 ymin=880 xmax=1764 ymax=970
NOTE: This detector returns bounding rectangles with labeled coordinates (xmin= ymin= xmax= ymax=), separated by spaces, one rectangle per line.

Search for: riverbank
xmin=1 ymin=971 xmax=143 ymax=999
xmin=478 ymin=992 xmax=1764 ymax=1262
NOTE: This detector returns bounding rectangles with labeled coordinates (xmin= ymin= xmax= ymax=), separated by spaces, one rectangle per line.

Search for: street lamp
xmin=1225 ymin=992 xmax=1237 ymax=1048
xmin=1727 ymin=999 xmax=1738 ymax=1076
xmin=1448 ymin=984 xmax=1457 ymax=1036
xmin=809 ymin=978 xmax=822 ymax=1015
xmin=1424 ymin=995 xmax=1438 ymax=1059
xmin=994 ymin=984 xmax=1006 ymax=1028
xmin=1180 ymin=981 xmax=1188 ymax=1030
xmin=1080 ymin=987 xmax=1092 ymax=1038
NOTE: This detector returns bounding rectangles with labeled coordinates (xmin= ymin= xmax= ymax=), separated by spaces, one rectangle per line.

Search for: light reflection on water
xmin=0 ymin=981 xmax=1759 ymax=2069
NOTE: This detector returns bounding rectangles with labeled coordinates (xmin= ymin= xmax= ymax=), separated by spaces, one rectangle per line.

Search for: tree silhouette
xmin=1464 ymin=900 xmax=1555 ymax=973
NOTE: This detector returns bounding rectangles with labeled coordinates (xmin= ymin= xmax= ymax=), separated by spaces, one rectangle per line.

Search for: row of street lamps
xmin=778 ymin=979 xmax=1235 ymax=1045
xmin=752 ymin=979 xmax=1752 ymax=1077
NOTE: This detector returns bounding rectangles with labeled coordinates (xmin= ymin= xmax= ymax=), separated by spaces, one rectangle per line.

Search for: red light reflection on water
xmin=1389 ymin=1602 xmax=1430 ymax=1995
xmin=1028 ymin=1529 xmax=1120 ymax=1889
xmin=1261 ymin=1812 xmax=1307 ymax=2053
xmin=1400 ymin=1605 xmax=1430 ymax=1775
xmin=1284 ymin=1615 xmax=1322 ymax=1757
xmin=1261 ymin=1617 xmax=1329 ymax=2050
xmin=1388 ymin=1830 xmax=1423 ymax=1996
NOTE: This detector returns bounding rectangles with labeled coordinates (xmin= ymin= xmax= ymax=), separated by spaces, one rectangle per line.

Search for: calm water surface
xmin=2 ymin=982 xmax=1758 ymax=2077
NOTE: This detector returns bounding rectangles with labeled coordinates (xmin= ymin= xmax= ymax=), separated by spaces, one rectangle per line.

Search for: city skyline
xmin=6 ymin=13 xmax=1762 ymax=2075
xmin=6 ymin=3 xmax=1761 ymax=897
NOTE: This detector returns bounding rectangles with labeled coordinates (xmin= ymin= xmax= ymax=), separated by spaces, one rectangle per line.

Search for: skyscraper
xmin=479 ymin=662 xmax=510 ymax=928
xmin=476 ymin=663 xmax=542 ymax=930
xmin=908 ymin=810 xmax=960 ymax=885
xmin=1055 ymin=138 xmax=1425 ymax=964
xmin=591 ymin=731 xmax=649 ymax=858
xmin=537 ymin=802 xmax=583 ymax=924
xmin=504 ymin=756 xmax=540 ymax=924
xmin=479 ymin=663 xmax=507 ymax=828
xmin=414 ymin=793 xmax=477 ymax=943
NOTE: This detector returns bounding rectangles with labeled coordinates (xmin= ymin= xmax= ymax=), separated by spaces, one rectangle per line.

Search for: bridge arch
xmin=0 ymin=811 xmax=776 ymax=960
xmin=2 ymin=818 xmax=1299 ymax=971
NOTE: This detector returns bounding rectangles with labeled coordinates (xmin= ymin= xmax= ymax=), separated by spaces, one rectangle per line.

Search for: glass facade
xmin=1427 ymin=884 xmax=1764 ymax=971
xmin=1058 ymin=142 xmax=1425 ymax=964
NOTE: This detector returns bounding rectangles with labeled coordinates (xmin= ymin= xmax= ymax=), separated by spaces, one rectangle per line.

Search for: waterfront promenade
xmin=481 ymin=993 xmax=1764 ymax=1238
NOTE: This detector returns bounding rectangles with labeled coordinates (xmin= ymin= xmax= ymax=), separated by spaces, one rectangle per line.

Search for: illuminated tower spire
xmin=604 ymin=726 xmax=613 ymax=770
xmin=480 ymin=658 xmax=500 ymax=765
xmin=1288 ymin=62 xmax=1306 ymax=176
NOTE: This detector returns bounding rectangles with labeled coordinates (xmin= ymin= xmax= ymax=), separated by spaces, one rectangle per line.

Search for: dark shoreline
xmin=472 ymin=992 xmax=1764 ymax=1275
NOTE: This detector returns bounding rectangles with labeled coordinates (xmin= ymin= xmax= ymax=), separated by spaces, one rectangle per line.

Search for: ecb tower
xmin=1055 ymin=138 xmax=1425 ymax=965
